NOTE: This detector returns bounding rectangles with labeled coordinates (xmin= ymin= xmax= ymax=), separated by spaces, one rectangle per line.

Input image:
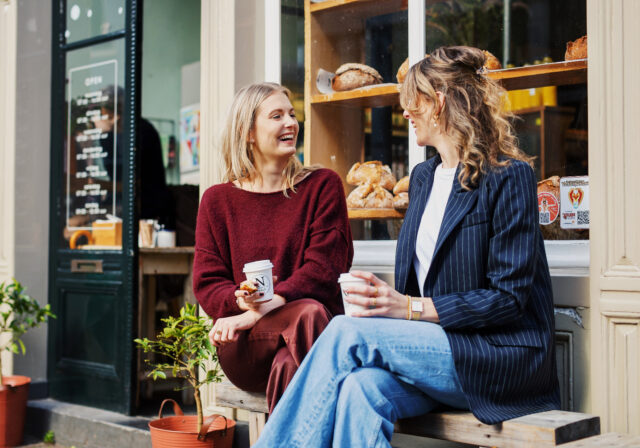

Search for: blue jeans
xmin=253 ymin=316 xmax=469 ymax=448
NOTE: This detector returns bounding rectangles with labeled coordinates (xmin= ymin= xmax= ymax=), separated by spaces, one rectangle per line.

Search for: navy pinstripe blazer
xmin=395 ymin=155 xmax=560 ymax=424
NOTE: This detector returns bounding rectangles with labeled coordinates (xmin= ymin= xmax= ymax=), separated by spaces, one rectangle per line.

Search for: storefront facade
xmin=1 ymin=0 xmax=639 ymax=436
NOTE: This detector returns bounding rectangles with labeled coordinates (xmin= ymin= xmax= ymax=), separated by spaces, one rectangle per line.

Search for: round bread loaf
xmin=483 ymin=50 xmax=502 ymax=70
xmin=364 ymin=186 xmax=394 ymax=208
xmin=393 ymin=192 xmax=409 ymax=210
xmin=393 ymin=176 xmax=410 ymax=195
xmin=346 ymin=161 xmax=396 ymax=190
xmin=346 ymin=183 xmax=373 ymax=208
xmin=332 ymin=63 xmax=383 ymax=91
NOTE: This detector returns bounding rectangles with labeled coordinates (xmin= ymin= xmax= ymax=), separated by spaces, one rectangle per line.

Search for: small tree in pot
xmin=1 ymin=279 xmax=55 ymax=447
xmin=135 ymin=302 xmax=233 ymax=446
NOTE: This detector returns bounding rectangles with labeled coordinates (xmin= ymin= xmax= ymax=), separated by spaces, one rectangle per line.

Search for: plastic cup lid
xmin=243 ymin=259 xmax=273 ymax=272
xmin=338 ymin=272 xmax=366 ymax=283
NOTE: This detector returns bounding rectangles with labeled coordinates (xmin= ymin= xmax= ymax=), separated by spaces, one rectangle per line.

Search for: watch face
xmin=411 ymin=299 xmax=423 ymax=312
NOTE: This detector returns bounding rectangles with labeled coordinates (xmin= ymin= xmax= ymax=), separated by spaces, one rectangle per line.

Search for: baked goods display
xmin=346 ymin=161 xmax=408 ymax=210
xmin=565 ymin=35 xmax=587 ymax=60
xmin=332 ymin=63 xmax=383 ymax=91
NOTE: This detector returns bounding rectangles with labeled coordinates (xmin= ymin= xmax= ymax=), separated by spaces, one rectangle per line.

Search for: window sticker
xmin=538 ymin=191 xmax=559 ymax=225
xmin=559 ymin=176 xmax=589 ymax=229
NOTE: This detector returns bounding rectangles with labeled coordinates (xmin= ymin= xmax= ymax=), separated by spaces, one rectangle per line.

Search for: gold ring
xmin=372 ymin=297 xmax=377 ymax=308
xmin=374 ymin=287 xmax=378 ymax=297
xmin=216 ymin=330 xmax=222 ymax=335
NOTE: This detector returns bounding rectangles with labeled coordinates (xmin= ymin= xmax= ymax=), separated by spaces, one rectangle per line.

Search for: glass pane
xmin=63 ymin=39 xmax=125 ymax=250
xmin=423 ymin=0 xmax=588 ymax=241
xmin=65 ymin=0 xmax=126 ymax=44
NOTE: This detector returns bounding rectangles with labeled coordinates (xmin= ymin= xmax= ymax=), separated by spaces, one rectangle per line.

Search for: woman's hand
xmin=342 ymin=270 xmax=409 ymax=319
xmin=209 ymin=311 xmax=260 ymax=347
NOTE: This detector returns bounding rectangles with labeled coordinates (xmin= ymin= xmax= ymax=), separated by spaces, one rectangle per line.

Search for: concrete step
xmin=25 ymin=399 xmax=250 ymax=448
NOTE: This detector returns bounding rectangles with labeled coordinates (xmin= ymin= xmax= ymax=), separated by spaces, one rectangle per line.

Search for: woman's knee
xmin=290 ymin=298 xmax=331 ymax=322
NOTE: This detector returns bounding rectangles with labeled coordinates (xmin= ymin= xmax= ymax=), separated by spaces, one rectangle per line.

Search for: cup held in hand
xmin=338 ymin=273 xmax=368 ymax=316
xmin=243 ymin=260 xmax=274 ymax=303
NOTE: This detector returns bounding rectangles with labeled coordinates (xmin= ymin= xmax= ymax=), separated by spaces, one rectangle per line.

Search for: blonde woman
xmin=254 ymin=47 xmax=559 ymax=447
xmin=193 ymin=83 xmax=353 ymax=413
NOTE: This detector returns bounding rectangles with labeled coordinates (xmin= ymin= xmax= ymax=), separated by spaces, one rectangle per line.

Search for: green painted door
xmin=47 ymin=0 xmax=140 ymax=414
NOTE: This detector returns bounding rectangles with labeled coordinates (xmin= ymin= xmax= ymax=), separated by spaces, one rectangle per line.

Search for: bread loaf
xmin=346 ymin=161 xmax=396 ymax=190
xmin=332 ymin=63 xmax=383 ymax=91
xmin=483 ymin=50 xmax=502 ymax=70
xmin=565 ymin=35 xmax=587 ymax=61
xmin=393 ymin=176 xmax=410 ymax=195
xmin=364 ymin=186 xmax=394 ymax=209
xmin=393 ymin=192 xmax=409 ymax=210
xmin=346 ymin=184 xmax=373 ymax=208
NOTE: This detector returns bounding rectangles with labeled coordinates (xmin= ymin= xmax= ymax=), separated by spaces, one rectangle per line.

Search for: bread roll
xmin=393 ymin=192 xmax=409 ymax=209
xmin=332 ymin=63 xmax=383 ymax=91
xmin=346 ymin=161 xmax=396 ymax=190
xmin=396 ymin=55 xmax=429 ymax=84
xmin=346 ymin=183 xmax=373 ymax=208
xmin=239 ymin=280 xmax=258 ymax=294
xmin=393 ymin=176 xmax=410 ymax=195
xmin=565 ymin=35 xmax=587 ymax=60
xmin=364 ymin=186 xmax=394 ymax=208
xmin=483 ymin=50 xmax=502 ymax=70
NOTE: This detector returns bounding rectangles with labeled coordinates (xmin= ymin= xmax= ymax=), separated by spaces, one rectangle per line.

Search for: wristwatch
xmin=410 ymin=297 xmax=423 ymax=320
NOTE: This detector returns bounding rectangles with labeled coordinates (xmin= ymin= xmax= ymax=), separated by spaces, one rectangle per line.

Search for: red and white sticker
xmin=560 ymin=176 xmax=589 ymax=229
xmin=538 ymin=191 xmax=559 ymax=225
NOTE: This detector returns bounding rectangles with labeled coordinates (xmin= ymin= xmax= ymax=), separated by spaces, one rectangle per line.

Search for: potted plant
xmin=135 ymin=302 xmax=234 ymax=447
xmin=0 ymin=278 xmax=55 ymax=448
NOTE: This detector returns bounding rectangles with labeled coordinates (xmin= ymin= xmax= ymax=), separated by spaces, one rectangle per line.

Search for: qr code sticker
xmin=539 ymin=211 xmax=551 ymax=225
xmin=577 ymin=210 xmax=589 ymax=225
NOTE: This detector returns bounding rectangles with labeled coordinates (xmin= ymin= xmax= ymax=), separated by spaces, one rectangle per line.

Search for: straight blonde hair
xmin=400 ymin=46 xmax=533 ymax=189
xmin=221 ymin=82 xmax=317 ymax=196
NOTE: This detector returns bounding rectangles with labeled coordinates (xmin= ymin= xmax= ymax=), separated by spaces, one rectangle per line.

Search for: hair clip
xmin=476 ymin=66 xmax=488 ymax=75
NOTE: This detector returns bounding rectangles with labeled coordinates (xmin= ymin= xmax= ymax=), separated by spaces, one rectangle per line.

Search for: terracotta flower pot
xmin=149 ymin=399 xmax=235 ymax=448
xmin=0 ymin=375 xmax=30 ymax=448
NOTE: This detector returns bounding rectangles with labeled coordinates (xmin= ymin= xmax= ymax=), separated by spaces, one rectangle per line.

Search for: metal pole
xmin=503 ymin=0 xmax=511 ymax=67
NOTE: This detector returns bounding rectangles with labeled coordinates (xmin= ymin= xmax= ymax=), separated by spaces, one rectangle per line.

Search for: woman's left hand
xmin=344 ymin=270 xmax=409 ymax=319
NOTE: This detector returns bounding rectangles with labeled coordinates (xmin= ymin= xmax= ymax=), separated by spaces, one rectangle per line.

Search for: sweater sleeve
xmin=432 ymin=161 xmax=540 ymax=330
xmin=192 ymin=189 xmax=241 ymax=319
xmin=273 ymin=171 xmax=354 ymax=310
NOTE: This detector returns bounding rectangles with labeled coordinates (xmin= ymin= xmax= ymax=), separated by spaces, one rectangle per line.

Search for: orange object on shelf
xmin=92 ymin=220 xmax=122 ymax=246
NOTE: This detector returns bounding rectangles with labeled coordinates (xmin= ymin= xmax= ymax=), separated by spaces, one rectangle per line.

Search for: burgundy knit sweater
xmin=193 ymin=168 xmax=354 ymax=319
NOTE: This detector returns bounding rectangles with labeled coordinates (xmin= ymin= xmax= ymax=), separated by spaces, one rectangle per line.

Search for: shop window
xmin=65 ymin=0 xmax=126 ymax=44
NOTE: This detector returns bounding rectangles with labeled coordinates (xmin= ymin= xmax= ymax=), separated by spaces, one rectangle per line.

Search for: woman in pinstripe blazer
xmin=254 ymin=46 xmax=560 ymax=448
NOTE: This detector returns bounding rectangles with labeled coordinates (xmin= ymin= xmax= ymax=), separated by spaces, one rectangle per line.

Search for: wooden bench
xmin=214 ymin=381 xmax=601 ymax=447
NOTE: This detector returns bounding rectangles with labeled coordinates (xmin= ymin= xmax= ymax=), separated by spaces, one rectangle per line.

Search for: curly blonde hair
xmin=400 ymin=46 xmax=533 ymax=189
xmin=220 ymin=82 xmax=317 ymax=196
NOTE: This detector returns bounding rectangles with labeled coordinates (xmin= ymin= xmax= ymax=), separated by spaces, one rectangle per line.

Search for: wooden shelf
xmin=311 ymin=83 xmax=400 ymax=107
xmin=348 ymin=208 xmax=405 ymax=219
xmin=310 ymin=0 xmax=407 ymax=17
xmin=488 ymin=59 xmax=587 ymax=90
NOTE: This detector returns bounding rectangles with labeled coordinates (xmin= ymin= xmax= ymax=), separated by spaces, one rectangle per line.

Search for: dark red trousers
xmin=217 ymin=298 xmax=332 ymax=414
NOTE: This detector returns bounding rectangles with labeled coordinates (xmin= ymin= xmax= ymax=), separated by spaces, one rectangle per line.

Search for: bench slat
xmin=215 ymin=381 xmax=269 ymax=413
xmin=395 ymin=410 xmax=600 ymax=448
xmin=558 ymin=432 xmax=640 ymax=447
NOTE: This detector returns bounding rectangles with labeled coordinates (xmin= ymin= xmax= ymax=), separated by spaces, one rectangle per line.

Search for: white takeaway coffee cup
xmin=338 ymin=273 xmax=368 ymax=317
xmin=243 ymin=260 xmax=274 ymax=303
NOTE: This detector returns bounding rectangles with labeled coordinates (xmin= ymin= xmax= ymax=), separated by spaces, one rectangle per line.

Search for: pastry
xmin=393 ymin=176 xmax=410 ymax=195
xmin=346 ymin=183 xmax=374 ymax=208
xmin=396 ymin=55 xmax=429 ymax=83
xmin=565 ymin=35 xmax=587 ymax=60
xmin=364 ymin=186 xmax=394 ymax=209
xmin=483 ymin=50 xmax=502 ymax=70
xmin=346 ymin=161 xmax=396 ymax=190
xmin=393 ymin=192 xmax=409 ymax=209
xmin=239 ymin=279 xmax=258 ymax=294
xmin=332 ymin=63 xmax=383 ymax=91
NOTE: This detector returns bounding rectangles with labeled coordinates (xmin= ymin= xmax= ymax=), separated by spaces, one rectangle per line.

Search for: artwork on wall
xmin=179 ymin=103 xmax=200 ymax=184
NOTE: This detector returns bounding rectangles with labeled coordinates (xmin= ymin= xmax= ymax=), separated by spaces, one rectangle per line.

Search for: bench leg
xmin=248 ymin=411 xmax=267 ymax=445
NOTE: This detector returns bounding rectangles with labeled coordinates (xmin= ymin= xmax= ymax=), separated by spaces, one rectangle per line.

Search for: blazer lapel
xmin=396 ymin=159 xmax=438 ymax=293
xmin=431 ymin=172 xmax=479 ymax=261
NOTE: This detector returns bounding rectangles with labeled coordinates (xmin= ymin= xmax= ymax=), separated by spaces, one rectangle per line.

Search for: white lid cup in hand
xmin=243 ymin=260 xmax=274 ymax=303
xmin=338 ymin=273 xmax=368 ymax=317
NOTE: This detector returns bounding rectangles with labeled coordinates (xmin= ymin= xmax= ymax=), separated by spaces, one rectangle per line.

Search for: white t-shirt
xmin=412 ymin=163 xmax=457 ymax=297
